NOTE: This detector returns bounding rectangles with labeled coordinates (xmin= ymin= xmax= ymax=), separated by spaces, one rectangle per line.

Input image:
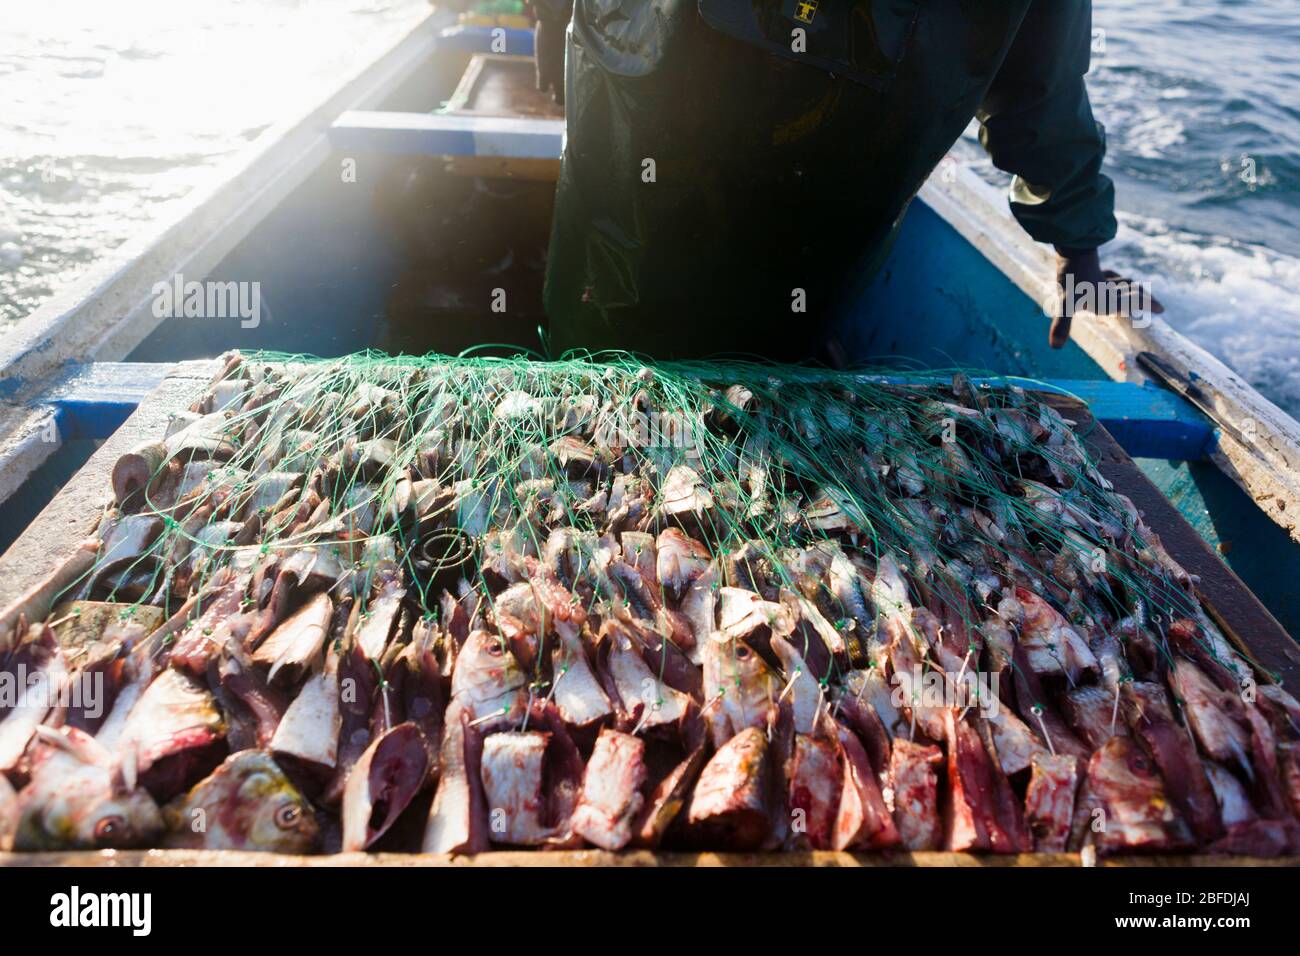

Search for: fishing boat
xmin=1 ymin=8 xmax=1296 ymax=653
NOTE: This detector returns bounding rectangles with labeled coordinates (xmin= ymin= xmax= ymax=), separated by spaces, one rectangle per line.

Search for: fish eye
xmin=275 ymin=803 xmax=303 ymax=829
xmin=734 ymin=644 xmax=750 ymax=659
xmin=94 ymin=815 xmax=126 ymax=843
xmin=486 ymin=641 xmax=503 ymax=657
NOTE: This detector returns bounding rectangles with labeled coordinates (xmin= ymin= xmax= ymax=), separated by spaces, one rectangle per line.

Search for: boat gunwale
xmin=919 ymin=167 xmax=1300 ymax=543
xmin=0 ymin=8 xmax=449 ymax=399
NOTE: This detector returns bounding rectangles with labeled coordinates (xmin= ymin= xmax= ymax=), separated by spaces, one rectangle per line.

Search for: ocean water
xmin=2 ymin=0 xmax=1298 ymax=418
xmin=0 ymin=0 xmax=429 ymax=327
xmin=958 ymin=0 xmax=1300 ymax=417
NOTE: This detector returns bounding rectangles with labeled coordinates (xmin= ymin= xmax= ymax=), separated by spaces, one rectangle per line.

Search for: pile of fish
xmin=1 ymin=351 xmax=1298 ymax=858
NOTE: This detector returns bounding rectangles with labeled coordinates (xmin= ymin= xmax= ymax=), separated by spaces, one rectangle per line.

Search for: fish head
xmin=206 ymin=752 xmax=319 ymax=852
xmin=16 ymin=729 xmax=163 ymax=851
xmin=450 ymin=629 xmax=527 ymax=716
xmin=703 ymin=632 xmax=773 ymax=694
xmin=59 ymin=780 xmax=164 ymax=851
xmin=702 ymin=633 xmax=777 ymax=743
xmin=1086 ymin=735 xmax=1194 ymax=853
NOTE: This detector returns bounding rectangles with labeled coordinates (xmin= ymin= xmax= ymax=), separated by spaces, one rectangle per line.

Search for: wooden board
xmin=443 ymin=53 xmax=562 ymax=181
xmin=443 ymin=54 xmax=563 ymax=119
xmin=0 ymin=362 xmax=213 ymax=623
xmin=328 ymin=56 xmax=564 ymax=181
xmin=2 ymin=365 xmax=1298 ymax=866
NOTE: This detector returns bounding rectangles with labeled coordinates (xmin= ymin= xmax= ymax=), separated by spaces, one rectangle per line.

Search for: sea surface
xmin=0 ymin=0 xmax=429 ymax=327
xmin=2 ymin=0 xmax=1299 ymax=417
xmin=957 ymin=0 xmax=1300 ymax=417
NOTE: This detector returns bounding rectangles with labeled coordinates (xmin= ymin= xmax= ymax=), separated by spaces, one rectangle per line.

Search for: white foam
xmin=1106 ymin=213 xmax=1300 ymax=417
xmin=950 ymin=136 xmax=1300 ymax=418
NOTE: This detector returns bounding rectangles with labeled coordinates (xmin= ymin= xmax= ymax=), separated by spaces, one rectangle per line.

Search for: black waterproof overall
xmin=542 ymin=0 xmax=1116 ymax=360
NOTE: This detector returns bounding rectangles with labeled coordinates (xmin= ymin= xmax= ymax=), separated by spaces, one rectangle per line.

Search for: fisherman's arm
xmin=976 ymin=0 xmax=1157 ymax=347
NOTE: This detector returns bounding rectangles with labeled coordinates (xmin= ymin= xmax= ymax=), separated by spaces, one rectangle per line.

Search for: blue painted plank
xmin=32 ymin=362 xmax=1213 ymax=460
xmin=436 ymin=24 xmax=534 ymax=56
xmin=44 ymin=362 xmax=172 ymax=441
xmin=329 ymin=111 xmax=563 ymax=159
xmin=1031 ymin=378 xmax=1215 ymax=461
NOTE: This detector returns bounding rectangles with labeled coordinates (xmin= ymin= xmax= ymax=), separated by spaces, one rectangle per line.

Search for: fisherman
xmin=537 ymin=0 xmax=1160 ymax=361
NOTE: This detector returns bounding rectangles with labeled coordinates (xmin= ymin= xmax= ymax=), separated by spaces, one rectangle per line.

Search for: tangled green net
xmin=61 ymin=348 xmax=1229 ymax=693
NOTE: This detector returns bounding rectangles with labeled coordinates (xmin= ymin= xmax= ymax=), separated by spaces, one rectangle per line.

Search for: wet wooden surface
xmin=442 ymin=54 xmax=562 ymax=181
xmin=444 ymin=54 xmax=563 ymax=119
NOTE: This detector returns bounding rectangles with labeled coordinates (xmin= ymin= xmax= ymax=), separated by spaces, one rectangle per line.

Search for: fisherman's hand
xmin=1051 ymin=247 xmax=1165 ymax=349
xmin=534 ymin=17 xmax=567 ymax=104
